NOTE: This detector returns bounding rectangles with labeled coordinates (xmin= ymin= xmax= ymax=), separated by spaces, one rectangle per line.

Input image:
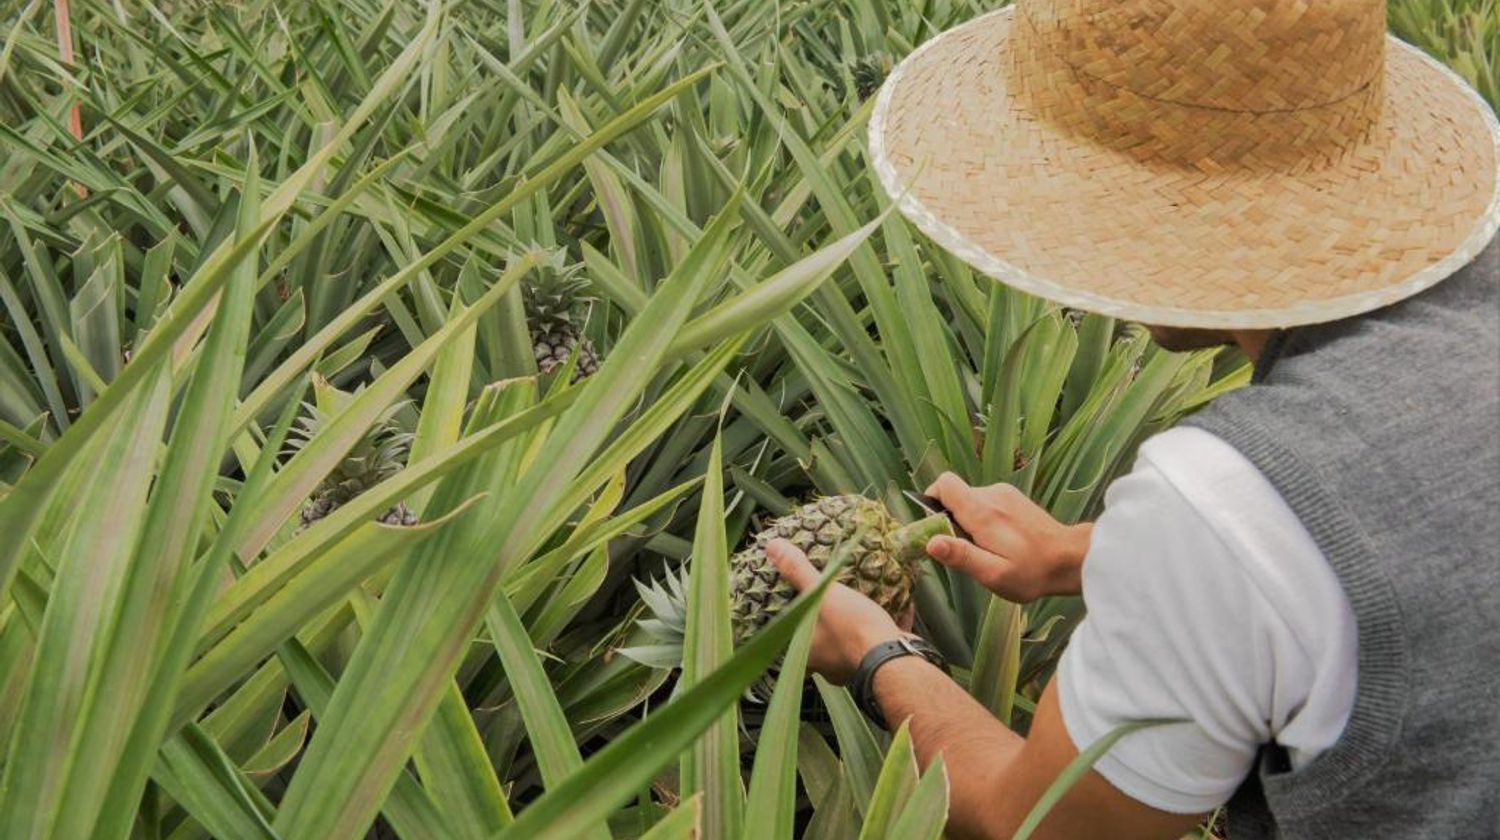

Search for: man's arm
xmin=768 ymin=540 xmax=1203 ymax=840
xmin=870 ymin=657 xmax=1202 ymax=840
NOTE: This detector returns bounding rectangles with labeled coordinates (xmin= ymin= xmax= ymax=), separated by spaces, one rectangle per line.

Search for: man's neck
xmin=1231 ymin=330 xmax=1275 ymax=365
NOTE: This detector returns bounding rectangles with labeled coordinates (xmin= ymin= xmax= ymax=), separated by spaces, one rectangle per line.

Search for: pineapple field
xmin=0 ymin=0 xmax=1494 ymax=839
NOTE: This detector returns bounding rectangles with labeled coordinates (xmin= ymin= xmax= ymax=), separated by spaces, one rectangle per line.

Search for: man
xmin=767 ymin=1 xmax=1500 ymax=838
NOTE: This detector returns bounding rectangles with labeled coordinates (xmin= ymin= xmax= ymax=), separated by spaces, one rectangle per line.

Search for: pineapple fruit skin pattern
xmin=729 ymin=495 xmax=929 ymax=645
xmin=531 ymin=329 xmax=601 ymax=382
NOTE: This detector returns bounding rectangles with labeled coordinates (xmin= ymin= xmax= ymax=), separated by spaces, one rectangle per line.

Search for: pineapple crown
xmin=522 ymin=254 xmax=593 ymax=336
xmin=819 ymin=52 xmax=893 ymax=103
xmin=620 ymin=566 xmax=692 ymax=670
xmin=850 ymin=53 xmax=892 ymax=101
xmin=284 ymin=376 xmax=414 ymax=490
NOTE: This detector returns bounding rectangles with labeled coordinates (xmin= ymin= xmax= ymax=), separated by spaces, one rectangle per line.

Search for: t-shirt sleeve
xmin=1055 ymin=435 xmax=1321 ymax=814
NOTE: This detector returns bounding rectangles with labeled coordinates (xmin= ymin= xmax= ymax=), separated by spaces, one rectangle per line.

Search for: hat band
xmin=1009 ymin=7 xmax=1386 ymax=173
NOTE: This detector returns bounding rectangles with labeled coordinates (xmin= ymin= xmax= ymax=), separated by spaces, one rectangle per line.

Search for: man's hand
xmin=766 ymin=538 xmax=911 ymax=684
xmin=924 ymin=472 xmax=1093 ymax=602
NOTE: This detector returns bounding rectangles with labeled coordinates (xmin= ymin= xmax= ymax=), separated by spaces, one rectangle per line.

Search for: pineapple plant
xmin=524 ymin=262 xmax=601 ymax=383
xmin=287 ymin=378 xmax=417 ymax=530
xmin=628 ymin=495 xmax=954 ymax=666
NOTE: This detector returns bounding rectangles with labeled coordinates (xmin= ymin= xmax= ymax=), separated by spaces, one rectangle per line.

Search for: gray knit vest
xmin=1180 ymin=234 xmax=1500 ymax=840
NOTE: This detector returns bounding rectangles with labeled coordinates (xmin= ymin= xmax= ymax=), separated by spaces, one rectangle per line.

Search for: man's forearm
xmin=872 ymin=657 xmax=1023 ymax=840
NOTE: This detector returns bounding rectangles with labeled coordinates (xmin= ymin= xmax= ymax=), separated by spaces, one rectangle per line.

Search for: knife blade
xmin=903 ymin=489 xmax=972 ymax=542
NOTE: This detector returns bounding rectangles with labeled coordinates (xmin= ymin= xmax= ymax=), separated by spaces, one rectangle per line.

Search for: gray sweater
xmin=1182 ymin=234 xmax=1500 ymax=839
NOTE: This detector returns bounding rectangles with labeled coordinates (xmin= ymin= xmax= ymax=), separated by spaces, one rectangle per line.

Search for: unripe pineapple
xmin=523 ymin=268 xmax=599 ymax=383
xmin=626 ymin=495 xmax=953 ymax=668
xmin=286 ymin=379 xmax=416 ymax=531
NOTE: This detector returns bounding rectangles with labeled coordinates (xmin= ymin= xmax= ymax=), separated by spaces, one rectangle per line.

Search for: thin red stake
xmin=53 ymin=0 xmax=87 ymax=196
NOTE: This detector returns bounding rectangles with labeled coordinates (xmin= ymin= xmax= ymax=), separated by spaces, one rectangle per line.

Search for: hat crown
xmin=1023 ymin=0 xmax=1386 ymax=113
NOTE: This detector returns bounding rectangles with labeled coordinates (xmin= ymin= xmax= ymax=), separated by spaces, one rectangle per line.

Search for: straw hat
xmin=869 ymin=0 xmax=1500 ymax=328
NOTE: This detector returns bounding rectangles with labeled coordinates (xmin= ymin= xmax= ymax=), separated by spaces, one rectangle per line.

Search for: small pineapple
xmin=850 ymin=53 xmax=892 ymax=101
xmin=287 ymin=379 xmax=416 ymax=530
xmin=625 ymin=495 xmax=953 ymax=669
xmin=523 ymin=267 xmax=599 ymax=383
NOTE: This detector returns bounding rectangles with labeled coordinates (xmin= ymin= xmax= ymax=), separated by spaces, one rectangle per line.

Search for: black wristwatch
xmin=851 ymin=635 xmax=948 ymax=730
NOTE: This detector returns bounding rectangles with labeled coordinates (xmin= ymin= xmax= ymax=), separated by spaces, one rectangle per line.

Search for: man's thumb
xmin=927 ymin=536 xmax=1004 ymax=584
xmin=767 ymin=539 xmax=820 ymax=592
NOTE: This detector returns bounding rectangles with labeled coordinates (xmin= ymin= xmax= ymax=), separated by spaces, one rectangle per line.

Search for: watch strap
xmin=850 ymin=635 xmax=946 ymax=730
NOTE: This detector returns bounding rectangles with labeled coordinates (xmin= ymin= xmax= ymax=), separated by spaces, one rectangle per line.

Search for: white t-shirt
xmin=1055 ymin=426 xmax=1358 ymax=815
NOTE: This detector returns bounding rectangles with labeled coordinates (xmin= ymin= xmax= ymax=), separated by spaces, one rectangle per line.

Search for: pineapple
xmin=524 ymin=268 xmax=599 ymax=383
xmin=626 ymin=495 xmax=953 ymax=668
xmin=850 ymin=53 xmax=892 ymax=101
xmin=287 ymin=379 xmax=416 ymax=530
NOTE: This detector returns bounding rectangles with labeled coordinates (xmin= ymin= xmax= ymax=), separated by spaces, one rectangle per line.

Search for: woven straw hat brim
xmin=870 ymin=7 xmax=1500 ymax=329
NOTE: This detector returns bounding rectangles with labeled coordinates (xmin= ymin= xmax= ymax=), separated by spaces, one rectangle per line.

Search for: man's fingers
xmin=924 ymin=471 xmax=970 ymax=503
xmin=926 ymin=535 xmax=1010 ymax=591
xmin=924 ymin=471 xmax=991 ymax=528
xmin=767 ymin=538 xmax=820 ymax=592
